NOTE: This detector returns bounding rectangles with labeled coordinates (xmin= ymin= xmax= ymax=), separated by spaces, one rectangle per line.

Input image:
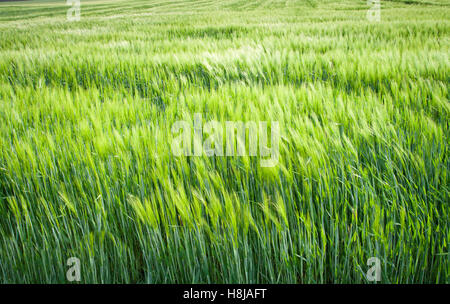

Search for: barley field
xmin=0 ymin=0 xmax=448 ymax=283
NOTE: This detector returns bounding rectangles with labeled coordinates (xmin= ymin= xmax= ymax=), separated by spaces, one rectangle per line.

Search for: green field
xmin=0 ymin=0 xmax=448 ymax=283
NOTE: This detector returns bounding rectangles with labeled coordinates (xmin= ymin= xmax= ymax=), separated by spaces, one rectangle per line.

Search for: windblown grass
xmin=0 ymin=0 xmax=448 ymax=283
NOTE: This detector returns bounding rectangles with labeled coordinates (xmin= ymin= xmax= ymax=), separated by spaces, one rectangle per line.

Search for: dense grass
xmin=0 ymin=0 xmax=448 ymax=283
